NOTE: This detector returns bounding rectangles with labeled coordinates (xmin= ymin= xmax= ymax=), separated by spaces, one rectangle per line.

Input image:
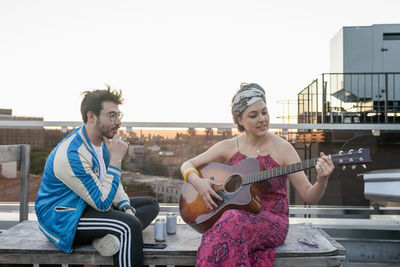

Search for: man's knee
xmin=149 ymin=197 xmax=160 ymax=214
xmin=127 ymin=215 xmax=143 ymax=232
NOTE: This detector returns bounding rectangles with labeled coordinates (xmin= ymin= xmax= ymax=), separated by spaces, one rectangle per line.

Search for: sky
xmin=1 ymin=0 xmax=399 ymax=124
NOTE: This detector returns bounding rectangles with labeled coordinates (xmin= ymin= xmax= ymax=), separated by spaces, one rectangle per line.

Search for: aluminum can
xmin=166 ymin=213 xmax=177 ymax=234
xmin=154 ymin=218 xmax=166 ymax=242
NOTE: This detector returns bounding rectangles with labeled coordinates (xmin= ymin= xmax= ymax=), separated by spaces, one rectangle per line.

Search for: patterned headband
xmin=231 ymin=85 xmax=266 ymax=116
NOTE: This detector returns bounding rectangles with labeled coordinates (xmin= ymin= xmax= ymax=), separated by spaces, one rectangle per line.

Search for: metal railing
xmin=298 ymin=73 xmax=400 ymax=124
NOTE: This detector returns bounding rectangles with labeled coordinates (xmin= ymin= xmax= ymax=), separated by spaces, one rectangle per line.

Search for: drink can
xmin=154 ymin=218 xmax=166 ymax=242
xmin=166 ymin=213 xmax=177 ymax=234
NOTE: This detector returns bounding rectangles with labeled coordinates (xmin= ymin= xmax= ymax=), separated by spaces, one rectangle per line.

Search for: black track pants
xmin=74 ymin=196 xmax=159 ymax=267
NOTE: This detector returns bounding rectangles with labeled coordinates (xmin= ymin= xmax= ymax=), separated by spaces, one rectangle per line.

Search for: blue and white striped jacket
xmin=35 ymin=126 xmax=131 ymax=253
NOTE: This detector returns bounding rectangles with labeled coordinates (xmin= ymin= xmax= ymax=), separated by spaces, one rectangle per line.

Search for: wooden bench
xmin=0 ymin=220 xmax=346 ymax=266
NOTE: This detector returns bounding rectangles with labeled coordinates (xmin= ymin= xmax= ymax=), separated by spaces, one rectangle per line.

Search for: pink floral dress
xmin=196 ymin=152 xmax=289 ymax=267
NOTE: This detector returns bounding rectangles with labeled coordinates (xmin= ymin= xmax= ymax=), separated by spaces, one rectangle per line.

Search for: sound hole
xmin=224 ymin=174 xmax=243 ymax=193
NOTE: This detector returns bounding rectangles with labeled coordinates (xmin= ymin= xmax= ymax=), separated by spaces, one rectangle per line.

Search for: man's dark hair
xmin=80 ymin=85 xmax=124 ymax=123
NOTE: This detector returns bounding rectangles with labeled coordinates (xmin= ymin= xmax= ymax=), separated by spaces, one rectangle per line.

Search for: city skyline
xmin=1 ymin=0 xmax=399 ymax=123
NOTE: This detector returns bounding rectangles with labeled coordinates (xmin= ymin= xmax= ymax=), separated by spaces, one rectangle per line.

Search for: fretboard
xmin=243 ymin=158 xmax=318 ymax=185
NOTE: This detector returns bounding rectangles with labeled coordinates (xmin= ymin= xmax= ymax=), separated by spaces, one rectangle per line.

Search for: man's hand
xmin=124 ymin=208 xmax=135 ymax=216
xmin=104 ymin=133 xmax=128 ymax=168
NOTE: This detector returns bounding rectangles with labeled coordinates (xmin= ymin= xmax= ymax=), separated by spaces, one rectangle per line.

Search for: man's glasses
xmin=100 ymin=112 xmax=123 ymax=122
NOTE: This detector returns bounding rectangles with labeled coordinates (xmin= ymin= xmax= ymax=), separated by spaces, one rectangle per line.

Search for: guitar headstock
xmin=331 ymin=148 xmax=371 ymax=170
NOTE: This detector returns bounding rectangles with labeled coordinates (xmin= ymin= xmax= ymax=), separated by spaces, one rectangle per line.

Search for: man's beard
xmin=96 ymin=121 xmax=119 ymax=139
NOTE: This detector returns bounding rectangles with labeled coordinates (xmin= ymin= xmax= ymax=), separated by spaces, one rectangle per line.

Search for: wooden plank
xmin=0 ymin=145 xmax=21 ymax=163
xmin=277 ymin=223 xmax=338 ymax=257
xmin=19 ymin=144 xmax=30 ymax=222
xmin=274 ymin=255 xmax=346 ymax=267
xmin=0 ymin=253 xmax=112 ymax=265
xmin=317 ymin=228 xmax=346 ymax=257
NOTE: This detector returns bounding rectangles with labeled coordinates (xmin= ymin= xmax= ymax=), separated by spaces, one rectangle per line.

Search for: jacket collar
xmin=78 ymin=125 xmax=93 ymax=152
xmin=78 ymin=125 xmax=110 ymax=165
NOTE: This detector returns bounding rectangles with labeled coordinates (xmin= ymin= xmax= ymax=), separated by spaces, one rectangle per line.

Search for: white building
xmin=122 ymin=173 xmax=183 ymax=203
xmin=330 ymin=24 xmax=400 ymax=103
xmin=330 ymin=24 xmax=400 ymax=73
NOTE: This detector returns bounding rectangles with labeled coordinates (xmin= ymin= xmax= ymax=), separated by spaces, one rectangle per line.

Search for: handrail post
xmin=384 ymin=73 xmax=388 ymax=123
xmin=19 ymin=144 xmax=30 ymax=222
xmin=322 ymin=74 xmax=326 ymax=123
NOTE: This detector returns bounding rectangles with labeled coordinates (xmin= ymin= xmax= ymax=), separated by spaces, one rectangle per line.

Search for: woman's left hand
xmin=316 ymin=152 xmax=334 ymax=183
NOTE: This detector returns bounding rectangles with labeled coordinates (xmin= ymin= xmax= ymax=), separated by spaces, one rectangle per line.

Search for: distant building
xmin=122 ymin=173 xmax=183 ymax=203
xmin=161 ymin=156 xmax=182 ymax=178
xmin=0 ymin=162 xmax=17 ymax=179
xmin=330 ymin=24 xmax=400 ymax=73
xmin=45 ymin=129 xmax=69 ymax=147
xmin=0 ymin=109 xmax=45 ymax=149
xmin=126 ymin=145 xmax=145 ymax=171
xmin=147 ymin=145 xmax=161 ymax=153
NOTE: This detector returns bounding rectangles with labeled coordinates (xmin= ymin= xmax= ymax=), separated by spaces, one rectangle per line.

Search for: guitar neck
xmin=240 ymin=148 xmax=371 ymax=185
xmin=242 ymin=157 xmax=319 ymax=185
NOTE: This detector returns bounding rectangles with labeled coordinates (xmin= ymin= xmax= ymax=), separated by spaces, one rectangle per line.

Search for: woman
xmin=180 ymin=83 xmax=334 ymax=266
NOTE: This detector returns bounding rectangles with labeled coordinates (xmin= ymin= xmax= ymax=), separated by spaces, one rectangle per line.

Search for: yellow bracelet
xmin=183 ymin=168 xmax=199 ymax=182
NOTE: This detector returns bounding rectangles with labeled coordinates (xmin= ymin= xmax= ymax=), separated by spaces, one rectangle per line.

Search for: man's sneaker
xmin=92 ymin=234 xmax=120 ymax=257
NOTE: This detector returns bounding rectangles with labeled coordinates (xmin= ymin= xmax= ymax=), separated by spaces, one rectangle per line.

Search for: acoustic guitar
xmin=179 ymin=148 xmax=371 ymax=234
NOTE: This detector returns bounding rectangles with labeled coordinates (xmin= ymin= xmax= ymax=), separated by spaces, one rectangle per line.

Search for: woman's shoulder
xmin=209 ymin=136 xmax=238 ymax=160
xmin=211 ymin=137 xmax=236 ymax=152
xmin=270 ymin=134 xmax=297 ymax=164
xmin=272 ymin=134 xmax=291 ymax=147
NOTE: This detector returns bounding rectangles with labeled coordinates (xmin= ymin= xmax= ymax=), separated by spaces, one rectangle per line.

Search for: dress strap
xmin=268 ymin=135 xmax=277 ymax=155
xmin=235 ymin=136 xmax=240 ymax=153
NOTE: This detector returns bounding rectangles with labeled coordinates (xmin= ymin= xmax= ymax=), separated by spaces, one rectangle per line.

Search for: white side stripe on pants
xmin=80 ymin=217 xmax=132 ymax=265
xmin=78 ymin=218 xmax=132 ymax=267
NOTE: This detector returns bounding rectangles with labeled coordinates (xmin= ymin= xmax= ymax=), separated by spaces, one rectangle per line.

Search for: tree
xmin=172 ymin=168 xmax=183 ymax=180
xmin=140 ymin=155 xmax=168 ymax=177
xmin=123 ymin=181 xmax=155 ymax=197
xmin=30 ymin=148 xmax=53 ymax=175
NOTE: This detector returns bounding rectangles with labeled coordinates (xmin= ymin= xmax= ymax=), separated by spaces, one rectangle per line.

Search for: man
xmin=35 ymin=86 xmax=159 ymax=267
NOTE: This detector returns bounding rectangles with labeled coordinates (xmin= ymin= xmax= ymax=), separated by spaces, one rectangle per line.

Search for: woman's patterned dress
xmin=196 ymin=152 xmax=289 ymax=267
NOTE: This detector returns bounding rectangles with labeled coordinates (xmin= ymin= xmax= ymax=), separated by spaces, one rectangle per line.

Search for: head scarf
xmin=231 ymin=83 xmax=266 ymax=117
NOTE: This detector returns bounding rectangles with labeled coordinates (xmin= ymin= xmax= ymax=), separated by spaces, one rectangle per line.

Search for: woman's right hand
xmin=190 ymin=176 xmax=223 ymax=210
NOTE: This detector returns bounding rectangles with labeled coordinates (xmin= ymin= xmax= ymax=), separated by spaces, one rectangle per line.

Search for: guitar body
xmin=179 ymin=148 xmax=371 ymax=234
xmin=179 ymin=157 xmax=269 ymax=234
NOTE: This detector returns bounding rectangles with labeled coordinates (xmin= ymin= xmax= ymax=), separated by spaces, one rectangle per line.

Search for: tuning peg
xmin=339 ymin=150 xmax=344 ymax=155
xmin=352 ymin=165 xmax=356 ymax=170
xmin=342 ymin=166 xmax=346 ymax=171
xmin=358 ymin=148 xmax=364 ymax=153
xmin=348 ymin=149 xmax=354 ymax=154
xmin=362 ymin=164 xmax=367 ymax=169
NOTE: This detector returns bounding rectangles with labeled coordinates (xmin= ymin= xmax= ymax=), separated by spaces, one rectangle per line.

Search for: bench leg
xmin=34 ymin=264 xmax=39 ymax=267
